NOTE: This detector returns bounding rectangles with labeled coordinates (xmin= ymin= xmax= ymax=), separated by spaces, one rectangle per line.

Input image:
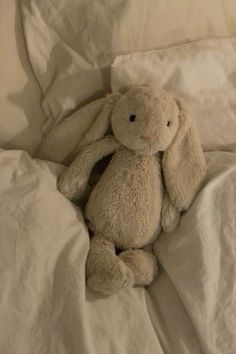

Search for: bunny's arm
xmin=58 ymin=135 xmax=120 ymax=200
xmin=161 ymin=193 xmax=181 ymax=233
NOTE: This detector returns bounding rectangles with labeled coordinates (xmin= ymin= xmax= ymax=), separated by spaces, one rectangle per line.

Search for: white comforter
xmin=0 ymin=149 xmax=235 ymax=354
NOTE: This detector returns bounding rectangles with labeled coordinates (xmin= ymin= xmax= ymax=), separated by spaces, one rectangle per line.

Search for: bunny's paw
xmin=161 ymin=194 xmax=181 ymax=233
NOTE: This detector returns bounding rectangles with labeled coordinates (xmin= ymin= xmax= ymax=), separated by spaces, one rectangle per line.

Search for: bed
xmin=0 ymin=1 xmax=236 ymax=353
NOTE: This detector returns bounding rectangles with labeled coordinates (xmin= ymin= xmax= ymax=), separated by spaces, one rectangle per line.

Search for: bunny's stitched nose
xmin=140 ymin=132 xmax=157 ymax=140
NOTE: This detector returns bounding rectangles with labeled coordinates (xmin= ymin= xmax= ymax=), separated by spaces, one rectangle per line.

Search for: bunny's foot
xmin=119 ymin=249 xmax=158 ymax=286
xmin=86 ymin=236 xmax=135 ymax=295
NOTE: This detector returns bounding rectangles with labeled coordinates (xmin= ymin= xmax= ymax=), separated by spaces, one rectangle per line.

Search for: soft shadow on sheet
xmin=5 ymin=0 xmax=45 ymax=155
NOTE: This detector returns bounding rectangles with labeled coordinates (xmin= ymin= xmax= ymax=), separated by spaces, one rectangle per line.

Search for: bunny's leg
xmin=86 ymin=234 xmax=135 ymax=295
xmin=119 ymin=248 xmax=158 ymax=286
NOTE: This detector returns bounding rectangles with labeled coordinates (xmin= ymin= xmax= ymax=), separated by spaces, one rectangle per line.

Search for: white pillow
xmin=21 ymin=0 xmax=236 ymax=133
xmin=0 ymin=0 xmax=45 ymax=154
xmin=111 ymin=38 xmax=236 ymax=151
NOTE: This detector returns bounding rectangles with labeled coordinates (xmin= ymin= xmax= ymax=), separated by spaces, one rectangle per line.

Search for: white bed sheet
xmin=0 ymin=0 xmax=45 ymax=154
xmin=1 ymin=1 xmax=236 ymax=352
xmin=0 ymin=148 xmax=235 ymax=354
xmin=151 ymin=151 xmax=236 ymax=353
xmin=0 ymin=149 xmax=162 ymax=354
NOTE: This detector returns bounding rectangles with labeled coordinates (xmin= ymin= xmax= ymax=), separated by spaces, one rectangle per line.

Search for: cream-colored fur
xmin=53 ymin=86 xmax=207 ymax=295
xmin=37 ymin=95 xmax=119 ymax=164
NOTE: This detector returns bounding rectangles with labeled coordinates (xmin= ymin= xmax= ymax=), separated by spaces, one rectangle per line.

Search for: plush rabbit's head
xmin=38 ymin=85 xmax=207 ymax=211
xmin=111 ymin=86 xmax=179 ymax=155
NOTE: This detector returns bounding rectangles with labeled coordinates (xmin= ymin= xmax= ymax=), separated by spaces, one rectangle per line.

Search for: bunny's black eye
xmin=129 ymin=114 xmax=136 ymax=122
xmin=167 ymin=121 xmax=171 ymax=127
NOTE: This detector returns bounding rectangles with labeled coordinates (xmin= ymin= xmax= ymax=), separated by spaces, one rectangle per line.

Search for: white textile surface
xmin=0 ymin=148 xmax=235 ymax=353
xmin=0 ymin=149 xmax=162 ymax=354
xmin=20 ymin=0 xmax=236 ymax=132
xmin=111 ymin=38 xmax=236 ymax=151
xmin=152 ymin=151 xmax=236 ymax=353
xmin=0 ymin=0 xmax=45 ymax=154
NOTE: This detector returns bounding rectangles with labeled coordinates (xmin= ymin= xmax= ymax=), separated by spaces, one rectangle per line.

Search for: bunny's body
xmin=39 ymin=86 xmax=207 ymax=295
xmin=86 ymin=147 xmax=163 ymax=249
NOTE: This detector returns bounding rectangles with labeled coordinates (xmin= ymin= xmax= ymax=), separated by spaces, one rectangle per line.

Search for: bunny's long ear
xmin=162 ymin=98 xmax=207 ymax=211
xmin=37 ymin=94 xmax=120 ymax=164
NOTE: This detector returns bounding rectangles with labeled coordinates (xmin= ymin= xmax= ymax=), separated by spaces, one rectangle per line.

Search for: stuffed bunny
xmin=38 ymin=86 xmax=207 ymax=295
